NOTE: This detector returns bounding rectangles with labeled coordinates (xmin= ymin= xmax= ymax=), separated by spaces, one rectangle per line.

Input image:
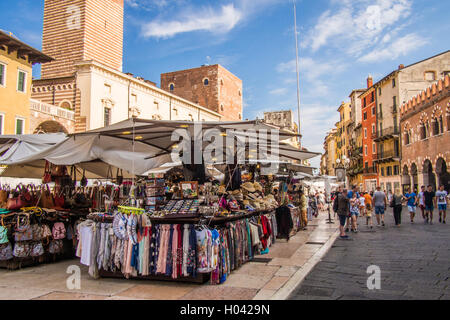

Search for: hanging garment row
xmin=76 ymin=211 xmax=278 ymax=284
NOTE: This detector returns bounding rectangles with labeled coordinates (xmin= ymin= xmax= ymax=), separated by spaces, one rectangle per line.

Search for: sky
xmin=1 ymin=0 xmax=449 ymax=168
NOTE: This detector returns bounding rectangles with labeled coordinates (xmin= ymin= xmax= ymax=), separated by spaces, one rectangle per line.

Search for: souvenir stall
xmin=0 ymin=119 xmax=319 ymax=282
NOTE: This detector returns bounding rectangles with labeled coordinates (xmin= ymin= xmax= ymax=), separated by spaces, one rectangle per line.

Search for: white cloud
xmin=358 ymin=33 xmax=428 ymax=62
xmin=303 ymin=0 xmax=413 ymax=57
xmin=142 ymin=4 xmax=242 ymax=38
xmin=139 ymin=0 xmax=283 ymax=39
xmin=269 ymin=88 xmax=288 ymax=95
xmin=277 ymin=57 xmax=347 ymax=82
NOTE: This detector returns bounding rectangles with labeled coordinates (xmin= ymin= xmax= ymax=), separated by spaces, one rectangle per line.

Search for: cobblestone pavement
xmin=289 ymin=208 xmax=450 ymax=300
xmin=0 ymin=211 xmax=338 ymax=300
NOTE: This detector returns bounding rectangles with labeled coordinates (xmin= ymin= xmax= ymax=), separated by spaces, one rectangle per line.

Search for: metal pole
xmin=293 ymin=0 xmax=301 ymax=146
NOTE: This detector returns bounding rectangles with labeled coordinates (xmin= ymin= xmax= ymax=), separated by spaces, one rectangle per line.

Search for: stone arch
xmin=422 ymin=159 xmax=436 ymax=191
xmin=402 ymin=164 xmax=411 ymax=192
xmin=436 ymin=157 xmax=450 ymax=191
xmin=34 ymin=120 xmax=68 ymax=134
xmin=403 ymin=121 xmax=412 ymax=145
xmin=58 ymin=99 xmax=72 ymax=110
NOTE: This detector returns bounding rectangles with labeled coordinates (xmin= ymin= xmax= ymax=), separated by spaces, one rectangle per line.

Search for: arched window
xmin=404 ymin=131 xmax=410 ymax=145
xmin=203 ymin=78 xmax=209 ymax=86
xmin=169 ymin=83 xmax=174 ymax=91
xmin=439 ymin=115 xmax=443 ymax=134
xmin=420 ymin=123 xmax=426 ymax=140
xmin=432 ymin=118 xmax=439 ymax=136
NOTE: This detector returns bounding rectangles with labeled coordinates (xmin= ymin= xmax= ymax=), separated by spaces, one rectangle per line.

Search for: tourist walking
xmin=373 ymin=186 xmax=387 ymax=227
xmin=363 ymin=191 xmax=373 ymax=229
xmin=418 ymin=185 xmax=426 ymax=220
xmin=405 ymin=187 xmax=417 ymax=223
xmin=299 ymin=189 xmax=308 ymax=230
xmin=391 ymin=188 xmax=404 ymax=226
xmin=436 ymin=185 xmax=448 ymax=224
xmin=349 ymin=192 xmax=360 ymax=232
xmin=334 ymin=188 xmax=350 ymax=239
xmin=423 ymin=185 xmax=436 ymax=224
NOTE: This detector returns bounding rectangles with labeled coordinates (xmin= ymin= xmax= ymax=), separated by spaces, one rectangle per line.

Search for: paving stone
xmin=289 ymin=209 xmax=450 ymax=300
xmin=183 ymin=285 xmax=258 ymax=300
xmin=262 ymin=276 xmax=290 ymax=290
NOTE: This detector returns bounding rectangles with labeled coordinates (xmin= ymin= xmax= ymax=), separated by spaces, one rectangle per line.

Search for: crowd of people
xmin=331 ymin=184 xmax=449 ymax=240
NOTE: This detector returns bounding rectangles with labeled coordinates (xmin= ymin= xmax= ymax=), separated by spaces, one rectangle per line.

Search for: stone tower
xmin=41 ymin=0 xmax=124 ymax=79
xmin=161 ymin=64 xmax=243 ymax=121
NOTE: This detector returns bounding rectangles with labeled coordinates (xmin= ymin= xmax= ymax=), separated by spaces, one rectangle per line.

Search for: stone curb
xmin=265 ymin=228 xmax=340 ymax=300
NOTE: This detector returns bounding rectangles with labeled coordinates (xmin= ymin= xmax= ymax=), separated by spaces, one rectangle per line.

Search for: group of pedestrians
xmin=333 ymin=184 xmax=449 ymax=240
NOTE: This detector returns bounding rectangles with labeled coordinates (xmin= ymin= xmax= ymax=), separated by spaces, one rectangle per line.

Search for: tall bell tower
xmin=41 ymin=0 xmax=124 ymax=79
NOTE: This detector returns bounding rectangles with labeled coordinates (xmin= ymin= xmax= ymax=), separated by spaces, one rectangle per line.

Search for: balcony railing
xmin=363 ymin=167 xmax=377 ymax=174
xmin=375 ymin=126 xmax=400 ymax=140
xmin=374 ymin=149 xmax=400 ymax=161
xmin=30 ymin=99 xmax=75 ymax=121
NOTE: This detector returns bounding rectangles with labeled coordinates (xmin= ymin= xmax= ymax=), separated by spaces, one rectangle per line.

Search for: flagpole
xmin=293 ymin=0 xmax=301 ymax=147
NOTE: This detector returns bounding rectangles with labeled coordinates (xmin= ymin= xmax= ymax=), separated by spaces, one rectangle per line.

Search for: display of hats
xmin=253 ymin=182 xmax=263 ymax=192
xmin=241 ymin=182 xmax=256 ymax=193
xmin=247 ymin=192 xmax=259 ymax=200
xmin=243 ymin=200 xmax=250 ymax=206
xmin=218 ymin=185 xmax=227 ymax=194
xmin=235 ymin=193 xmax=244 ymax=201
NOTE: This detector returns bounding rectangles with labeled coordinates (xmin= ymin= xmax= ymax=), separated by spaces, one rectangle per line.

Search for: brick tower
xmin=161 ymin=64 xmax=243 ymax=121
xmin=41 ymin=0 xmax=124 ymax=79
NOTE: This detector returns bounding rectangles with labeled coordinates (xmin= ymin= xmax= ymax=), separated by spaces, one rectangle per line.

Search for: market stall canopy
xmin=0 ymin=134 xmax=67 ymax=164
xmin=0 ymin=133 xmax=171 ymax=178
xmin=78 ymin=118 xmax=318 ymax=163
xmin=0 ymin=118 xmax=318 ymax=178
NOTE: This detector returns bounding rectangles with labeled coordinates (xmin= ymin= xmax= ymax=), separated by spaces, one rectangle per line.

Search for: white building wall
xmin=75 ymin=61 xmax=221 ymax=131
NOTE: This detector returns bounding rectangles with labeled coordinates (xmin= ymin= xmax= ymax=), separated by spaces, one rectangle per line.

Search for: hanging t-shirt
xmin=436 ymin=190 xmax=448 ymax=204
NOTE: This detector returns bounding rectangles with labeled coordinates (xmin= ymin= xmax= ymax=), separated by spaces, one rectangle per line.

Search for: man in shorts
xmin=372 ymin=186 xmax=387 ymax=227
xmin=405 ymin=187 xmax=417 ymax=223
xmin=436 ymin=185 xmax=448 ymax=224
xmin=423 ymin=185 xmax=436 ymax=224
xmin=336 ymin=188 xmax=351 ymax=239
xmin=417 ymin=185 xmax=426 ymax=220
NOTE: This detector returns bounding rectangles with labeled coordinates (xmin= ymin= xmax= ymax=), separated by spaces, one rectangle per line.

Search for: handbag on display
xmin=6 ymin=185 xmax=27 ymax=210
xmin=13 ymin=241 xmax=31 ymax=258
xmin=116 ymin=168 xmax=124 ymax=185
xmin=48 ymin=239 xmax=64 ymax=254
xmin=53 ymin=187 xmax=65 ymax=209
xmin=26 ymin=184 xmax=39 ymax=207
xmin=0 ymin=243 xmax=13 ymax=261
xmin=74 ymin=188 xmax=91 ymax=208
xmin=31 ymin=224 xmax=44 ymax=241
xmin=42 ymin=161 xmax=52 ymax=184
xmin=52 ymin=222 xmax=66 ymax=240
xmin=14 ymin=213 xmax=33 ymax=242
xmin=39 ymin=185 xmax=55 ymax=209
xmin=30 ymin=241 xmax=45 ymax=257
xmin=41 ymin=224 xmax=52 ymax=244
xmin=0 ymin=225 xmax=9 ymax=244
xmin=51 ymin=164 xmax=67 ymax=179
xmin=80 ymin=169 xmax=88 ymax=187
xmin=0 ymin=185 xmax=9 ymax=204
